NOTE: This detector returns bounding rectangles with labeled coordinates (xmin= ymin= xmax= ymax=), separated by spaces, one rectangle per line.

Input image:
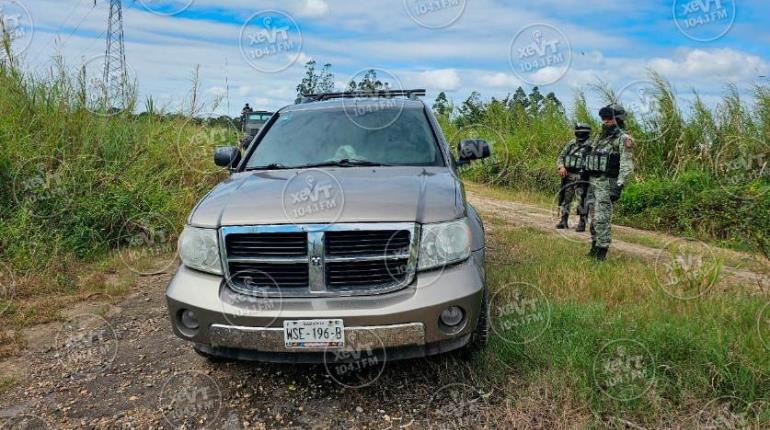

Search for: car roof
xmin=280 ymin=98 xmax=426 ymax=113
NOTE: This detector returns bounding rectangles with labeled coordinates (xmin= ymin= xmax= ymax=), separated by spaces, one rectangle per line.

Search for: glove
xmin=610 ymin=183 xmax=624 ymax=202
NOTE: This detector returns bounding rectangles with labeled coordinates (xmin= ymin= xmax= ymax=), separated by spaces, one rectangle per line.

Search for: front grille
xmin=221 ymin=224 xmax=417 ymax=297
xmin=229 ymin=262 xmax=309 ymax=289
xmin=326 ymin=258 xmax=410 ymax=289
xmin=325 ymin=230 xmax=410 ymax=256
xmin=226 ymin=233 xmax=307 ymax=258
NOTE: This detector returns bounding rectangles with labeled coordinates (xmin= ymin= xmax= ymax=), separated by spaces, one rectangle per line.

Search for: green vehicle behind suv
xmin=167 ymin=90 xmax=493 ymax=363
xmin=240 ymin=110 xmax=274 ymax=147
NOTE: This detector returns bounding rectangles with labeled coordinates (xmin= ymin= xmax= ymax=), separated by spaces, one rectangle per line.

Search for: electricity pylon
xmin=102 ymin=0 xmax=128 ymax=107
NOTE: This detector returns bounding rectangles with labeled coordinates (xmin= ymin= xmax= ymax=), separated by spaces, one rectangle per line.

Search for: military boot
xmin=555 ymin=214 xmax=569 ymax=229
xmin=575 ymin=215 xmax=587 ymax=232
xmin=587 ymin=241 xmax=597 ymax=257
xmin=593 ymin=247 xmax=608 ymax=261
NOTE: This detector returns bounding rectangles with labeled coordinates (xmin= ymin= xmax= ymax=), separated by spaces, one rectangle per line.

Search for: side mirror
xmin=214 ymin=146 xmax=241 ymax=168
xmin=458 ymin=139 xmax=491 ymax=163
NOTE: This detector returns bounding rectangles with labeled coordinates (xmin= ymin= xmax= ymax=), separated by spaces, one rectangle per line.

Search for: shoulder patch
xmin=623 ymin=135 xmax=635 ymax=149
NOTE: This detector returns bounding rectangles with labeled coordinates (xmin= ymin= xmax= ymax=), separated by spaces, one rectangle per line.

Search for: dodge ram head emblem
xmin=310 ymin=256 xmax=322 ymax=267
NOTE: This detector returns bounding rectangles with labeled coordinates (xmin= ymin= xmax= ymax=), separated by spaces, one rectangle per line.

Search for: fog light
xmin=180 ymin=309 xmax=199 ymax=330
xmin=440 ymin=306 xmax=464 ymax=327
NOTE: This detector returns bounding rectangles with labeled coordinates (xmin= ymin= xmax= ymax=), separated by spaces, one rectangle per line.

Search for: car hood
xmin=188 ymin=166 xmax=466 ymax=227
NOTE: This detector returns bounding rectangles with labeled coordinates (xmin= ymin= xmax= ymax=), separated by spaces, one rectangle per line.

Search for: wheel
xmin=468 ymin=287 xmax=490 ymax=353
xmin=193 ymin=345 xmax=229 ymax=363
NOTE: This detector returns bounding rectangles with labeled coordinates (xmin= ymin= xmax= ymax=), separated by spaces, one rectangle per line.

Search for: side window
xmin=424 ymin=108 xmax=453 ymax=169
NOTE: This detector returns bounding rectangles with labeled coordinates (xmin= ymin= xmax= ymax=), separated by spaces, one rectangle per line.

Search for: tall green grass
xmin=0 ymin=56 xmax=228 ymax=279
xmin=442 ymin=73 xmax=770 ymax=251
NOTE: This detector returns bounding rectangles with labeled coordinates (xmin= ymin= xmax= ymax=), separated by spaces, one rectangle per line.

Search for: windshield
xmin=248 ymin=113 xmax=272 ymax=121
xmin=245 ymin=108 xmax=443 ymax=169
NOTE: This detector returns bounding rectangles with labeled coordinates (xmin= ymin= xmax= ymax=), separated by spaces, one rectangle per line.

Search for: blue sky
xmin=4 ymin=0 xmax=770 ymax=116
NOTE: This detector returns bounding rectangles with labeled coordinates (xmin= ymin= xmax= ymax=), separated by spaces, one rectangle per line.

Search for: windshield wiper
xmin=295 ymin=158 xmax=391 ymax=168
xmin=244 ymin=163 xmax=292 ymax=171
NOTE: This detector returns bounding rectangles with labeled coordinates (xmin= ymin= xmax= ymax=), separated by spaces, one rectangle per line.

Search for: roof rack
xmin=298 ymin=89 xmax=427 ymax=104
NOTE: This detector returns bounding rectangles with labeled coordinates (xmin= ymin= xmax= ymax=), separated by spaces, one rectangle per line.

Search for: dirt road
xmin=0 ymin=269 xmax=511 ymax=429
xmin=467 ymin=190 xmax=770 ymax=288
xmin=0 ymin=191 xmax=767 ymax=429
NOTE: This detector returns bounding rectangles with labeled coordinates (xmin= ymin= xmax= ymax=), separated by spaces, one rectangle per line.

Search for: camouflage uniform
xmin=556 ymin=139 xmax=592 ymax=219
xmin=585 ymin=127 xmax=635 ymax=250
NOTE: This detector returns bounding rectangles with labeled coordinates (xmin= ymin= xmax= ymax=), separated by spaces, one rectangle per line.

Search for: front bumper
xmin=165 ymin=249 xmax=485 ymax=362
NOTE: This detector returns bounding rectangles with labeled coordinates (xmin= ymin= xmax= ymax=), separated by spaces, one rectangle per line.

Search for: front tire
xmin=193 ymin=345 xmax=229 ymax=363
xmin=468 ymin=287 xmax=490 ymax=352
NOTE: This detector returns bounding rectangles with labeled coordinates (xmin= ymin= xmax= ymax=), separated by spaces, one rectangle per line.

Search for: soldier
xmin=240 ymin=103 xmax=253 ymax=123
xmin=556 ymin=123 xmax=593 ymax=232
xmin=583 ymin=105 xmax=635 ymax=261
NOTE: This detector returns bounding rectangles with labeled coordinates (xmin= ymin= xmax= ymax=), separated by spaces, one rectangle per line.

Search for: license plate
xmin=283 ymin=319 xmax=345 ymax=349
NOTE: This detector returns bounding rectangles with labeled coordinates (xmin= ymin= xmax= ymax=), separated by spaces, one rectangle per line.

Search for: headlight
xmin=418 ymin=218 xmax=472 ymax=271
xmin=178 ymin=226 xmax=222 ymax=275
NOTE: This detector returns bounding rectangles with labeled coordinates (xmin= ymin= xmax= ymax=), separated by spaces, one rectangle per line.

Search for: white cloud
xmin=416 ymin=69 xmax=461 ymax=91
xmin=647 ymin=48 xmax=770 ymax=82
xmin=295 ymin=0 xmax=330 ymax=18
xmin=19 ymin=0 xmax=770 ymax=116
xmin=206 ymin=86 xmax=226 ymax=96
xmin=478 ymin=72 xmax=521 ymax=88
xmin=295 ymin=52 xmax=313 ymax=66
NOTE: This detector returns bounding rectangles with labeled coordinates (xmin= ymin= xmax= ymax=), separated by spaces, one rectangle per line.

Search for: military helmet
xmin=574 ymin=122 xmax=592 ymax=132
xmin=599 ymin=104 xmax=626 ymax=121
xmin=574 ymin=122 xmax=591 ymax=140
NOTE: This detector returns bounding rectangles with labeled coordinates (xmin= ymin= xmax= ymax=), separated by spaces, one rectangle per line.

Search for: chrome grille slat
xmin=226 ymin=232 xmax=307 ymax=258
xmin=220 ymin=223 xmax=418 ymax=297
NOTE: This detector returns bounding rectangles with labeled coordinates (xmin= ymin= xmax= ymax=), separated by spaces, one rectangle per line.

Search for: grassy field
xmin=442 ymin=73 xmax=770 ymax=254
xmin=1 ymin=48 xmax=769 ymax=427
xmin=0 ymin=57 xmax=229 ymax=346
xmin=477 ymin=215 xmax=770 ymax=428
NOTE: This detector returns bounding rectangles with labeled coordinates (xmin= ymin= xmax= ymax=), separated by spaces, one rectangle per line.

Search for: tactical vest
xmin=563 ymin=141 xmax=589 ymax=173
xmin=584 ymin=131 xmax=623 ymax=178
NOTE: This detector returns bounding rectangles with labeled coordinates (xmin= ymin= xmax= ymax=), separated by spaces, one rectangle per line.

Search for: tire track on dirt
xmin=468 ymin=191 xmax=770 ymax=289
